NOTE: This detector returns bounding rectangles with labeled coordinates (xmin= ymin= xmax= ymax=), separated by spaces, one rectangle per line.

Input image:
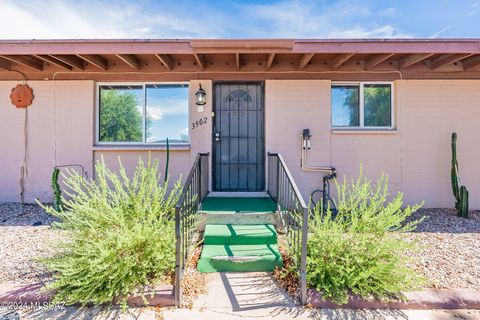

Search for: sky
xmin=0 ymin=0 xmax=479 ymax=39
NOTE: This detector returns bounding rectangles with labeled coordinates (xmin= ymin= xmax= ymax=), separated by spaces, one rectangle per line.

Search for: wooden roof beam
xmin=299 ymin=53 xmax=314 ymax=69
xmin=463 ymin=55 xmax=480 ymax=71
xmin=235 ymin=53 xmax=240 ymax=70
xmin=0 ymin=55 xmax=43 ymax=71
xmin=116 ymin=54 xmax=140 ymax=71
xmin=399 ymin=53 xmax=434 ymax=69
xmin=332 ymin=53 xmax=355 ymax=69
xmin=0 ymin=57 xmax=11 ymax=70
xmin=155 ymin=54 xmax=173 ymax=70
xmin=77 ymin=54 xmax=108 ymax=71
xmin=266 ymin=53 xmax=275 ymax=70
xmin=33 ymin=55 xmax=72 ymax=70
xmin=50 ymin=55 xmax=85 ymax=70
xmin=193 ymin=53 xmax=205 ymax=70
xmin=366 ymin=53 xmax=394 ymax=70
xmin=432 ymin=54 xmax=473 ymax=70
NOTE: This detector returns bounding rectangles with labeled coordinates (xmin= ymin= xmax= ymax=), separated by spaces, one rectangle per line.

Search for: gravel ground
xmin=404 ymin=208 xmax=480 ymax=291
xmin=0 ymin=204 xmax=479 ymax=292
xmin=0 ymin=203 xmax=64 ymax=285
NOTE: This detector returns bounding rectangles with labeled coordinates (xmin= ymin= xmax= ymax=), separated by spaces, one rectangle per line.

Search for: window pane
xmin=332 ymin=86 xmax=359 ymax=126
xmin=99 ymin=85 xmax=143 ymax=142
xmin=364 ymin=84 xmax=391 ymax=127
xmin=146 ymin=84 xmax=189 ymax=143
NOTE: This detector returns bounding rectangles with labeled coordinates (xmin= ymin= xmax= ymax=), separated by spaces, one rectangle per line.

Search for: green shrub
xmin=38 ymin=156 xmax=181 ymax=308
xmin=306 ymin=169 xmax=424 ymax=304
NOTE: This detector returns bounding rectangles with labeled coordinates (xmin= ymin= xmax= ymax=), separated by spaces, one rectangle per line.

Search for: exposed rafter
xmin=266 ymin=53 xmax=275 ymax=70
xmin=0 ymin=57 xmax=11 ymax=70
xmin=432 ymin=54 xmax=473 ymax=70
xmin=77 ymin=54 xmax=108 ymax=71
xmin=299 ymin=53 xmax=314 ymax=69
xmin=366 ymin=53 xmax=394 ymax=70
xmin=155 ymin=54 xmax=173 ymax=70
xmin=0 ymin=55 xmax=43 ymax=71
xmin=235 ymin=53 xmax=240 ymax=70
xmin=0 ymin=42 xmax=479 ymax=79
xmin=399 ymin=53 xmax=434 ymax=69
xmin=33 ymin=55 xmax=72 ymax=70
xmin=332 ymin=53 xmax=355 ymax=69
xmin=116 ymin=54 xmax=140 ymax=71
xmin=50 ymin=55 xmax=85 ymax=70
xmin=463 ymin=55 xmax=480 ymax=71
xmin=193 ymin=53 xmax=205 ymax=70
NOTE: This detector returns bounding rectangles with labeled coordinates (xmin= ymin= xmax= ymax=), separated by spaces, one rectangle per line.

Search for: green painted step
xmin=197 ymin=243 xmax=283 ymax=273
xmin=204 ymin=224 xmax=277 ymax=245
xmin=202 ymin=197 xmax=277 ymax=213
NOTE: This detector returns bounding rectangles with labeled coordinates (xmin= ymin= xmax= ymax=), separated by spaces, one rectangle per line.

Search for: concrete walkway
xmin=160 ymin=272 xmax=480 ymax=320
xmin=6 ymin=272 xmax=480 ymax=319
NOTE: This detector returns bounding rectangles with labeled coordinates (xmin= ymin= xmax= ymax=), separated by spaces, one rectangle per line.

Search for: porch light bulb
xmin=195 ymin=84 xmax=206 ymax=105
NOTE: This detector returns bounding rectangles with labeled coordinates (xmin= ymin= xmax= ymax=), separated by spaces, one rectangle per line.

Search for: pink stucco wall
xmin=0 ymin=79 xmax=478 ymax=209
xmin=265 ymin=79 xmax=480 ymax=208
xmin=0 ymin=80 xmax=94 ymax=203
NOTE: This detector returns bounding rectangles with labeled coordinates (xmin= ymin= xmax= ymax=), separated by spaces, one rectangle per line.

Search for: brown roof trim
xmin=0 ymin=38 xmax=479 ymax=55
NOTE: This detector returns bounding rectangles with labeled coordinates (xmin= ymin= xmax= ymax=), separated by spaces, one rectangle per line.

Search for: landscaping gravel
xmin=0 ymin=204 xmax=479 ymax=293
xmin=0 ymin=203 xmax=58 ymax=226
xmin=0 ymin=203 xmax=64 ymax=285
xmin=404 ymin=208 xmax=480 ymax=292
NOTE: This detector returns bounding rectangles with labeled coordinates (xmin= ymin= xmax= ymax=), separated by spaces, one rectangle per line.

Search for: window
xmin=98 ymin=83 xmax=189 ymax=144
xmin=331 ymin=83 xmax=393 ymax=129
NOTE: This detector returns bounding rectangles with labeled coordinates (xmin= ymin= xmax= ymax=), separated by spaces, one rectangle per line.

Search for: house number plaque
xmin=192 ymin=116 xmax=208 ymax=129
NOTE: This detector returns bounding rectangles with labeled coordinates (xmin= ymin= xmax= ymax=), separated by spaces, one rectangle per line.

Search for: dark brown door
xmin=212 ymin=83 xmax=265 ymax=191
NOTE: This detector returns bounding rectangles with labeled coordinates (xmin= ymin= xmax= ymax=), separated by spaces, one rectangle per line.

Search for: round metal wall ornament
xmin=10 ymin=84 xmax=34 ymax=108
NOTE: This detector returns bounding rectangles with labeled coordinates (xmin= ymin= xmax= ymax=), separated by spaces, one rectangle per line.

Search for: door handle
xmin=214 ymin=132 xmax=220 ymax=142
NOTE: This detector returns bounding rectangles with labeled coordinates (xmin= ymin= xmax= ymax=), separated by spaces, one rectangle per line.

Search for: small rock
xmin=32 ymin=221 xmax=42 ymax=226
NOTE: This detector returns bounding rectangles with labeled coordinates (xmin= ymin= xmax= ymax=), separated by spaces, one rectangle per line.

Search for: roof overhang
xmin=0 ymin=39 xmax=479 ymax=81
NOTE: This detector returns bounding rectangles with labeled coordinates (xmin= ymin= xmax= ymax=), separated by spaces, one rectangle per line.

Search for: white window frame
xmin=331 ymin=81 xmax=394 ymax=130
xmin=95 ymin=82 xmax=190 ymax=146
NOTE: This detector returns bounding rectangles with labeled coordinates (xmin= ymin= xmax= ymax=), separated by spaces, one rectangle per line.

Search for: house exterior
xmin=0 ymin=39 xmax=479 ymax=208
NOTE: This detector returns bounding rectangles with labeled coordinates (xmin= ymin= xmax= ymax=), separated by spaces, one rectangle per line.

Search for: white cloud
xmin=244 ymin=0 xmax=412 ymax=38
xmin=0 ymin=0 xmax=411 ymax=39
xmin=147 ymin=107 xmax=164 ymax=121
xmin=147 ymin=97 xmax=188 ymax=121
xmin=467 ymin=2 xmax=480 ymax=16
xmin=0 ymin=0 xmax=217 ymax=39
xmin=327 ymin=25 xmax=410 ymax=38
xmin=429 ymin=26 xmax=452 ymax=38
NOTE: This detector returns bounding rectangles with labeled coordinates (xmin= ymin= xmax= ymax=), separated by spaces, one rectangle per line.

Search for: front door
xmin=213 ymin=83 xmax=265 ymax=191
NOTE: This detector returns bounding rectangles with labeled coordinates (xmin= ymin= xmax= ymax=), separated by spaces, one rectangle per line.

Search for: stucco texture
xmin=0 ymin=79 xmax=479 ymax=209
xmin=0 ymin=80 xmax=94 ymax=203
xmin=265 ymin=79 xmax=480 ymax=208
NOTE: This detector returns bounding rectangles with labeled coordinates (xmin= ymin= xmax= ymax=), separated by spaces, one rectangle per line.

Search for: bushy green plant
xmin=306 ymin=169 xmax=424 ymax=304
xmin=38 ymin=156 xmax=181 ymax=308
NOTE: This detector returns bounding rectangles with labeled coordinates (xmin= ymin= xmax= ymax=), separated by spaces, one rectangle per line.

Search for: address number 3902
xmin=192 ymin=117 xmax=208 ymax=129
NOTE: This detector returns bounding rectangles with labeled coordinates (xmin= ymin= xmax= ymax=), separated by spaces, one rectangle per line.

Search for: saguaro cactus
xmin=164 ymin=138 xmax=170 ymax=183
xmin=459 ymin=186 xmax=469 ymax=218
xmin=451 ymin=132 xmax=469 ymax=218
xmin=51 ymin=167 xmax=63 ymax=212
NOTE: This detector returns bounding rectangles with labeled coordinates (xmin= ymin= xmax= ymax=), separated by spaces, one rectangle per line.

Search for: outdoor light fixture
xmin=195 ymin=84 xmax=206 ymax=105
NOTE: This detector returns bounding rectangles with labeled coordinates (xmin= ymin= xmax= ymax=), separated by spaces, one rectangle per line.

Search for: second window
xmin=331 ymin=82 xmax=393 ymax=129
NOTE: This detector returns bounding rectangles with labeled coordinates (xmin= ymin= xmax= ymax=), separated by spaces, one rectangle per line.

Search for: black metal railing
xmin=267 ymin=153 xmax=308 ymax=304
xmin=174 ymin=153 xmax=209 ymax=307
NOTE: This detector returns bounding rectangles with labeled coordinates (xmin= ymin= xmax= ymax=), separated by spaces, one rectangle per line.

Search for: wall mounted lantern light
xmin=195 ymin=84 xmax=206 ymax=105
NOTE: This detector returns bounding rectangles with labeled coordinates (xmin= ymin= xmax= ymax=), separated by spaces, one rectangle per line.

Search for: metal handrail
xmin=174 ymin=152 xmax=209 ymax=307
xmin=267 ymin=152 xmax=308 ymax=305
